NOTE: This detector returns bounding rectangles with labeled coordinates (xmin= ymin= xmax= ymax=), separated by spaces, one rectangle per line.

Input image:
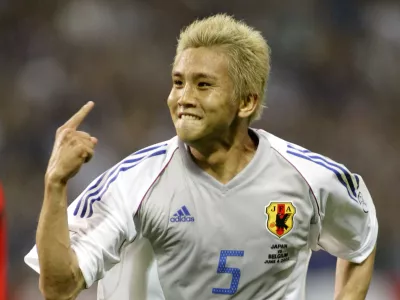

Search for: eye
xmin=173 ymin=80 xmax=183 ymax=88
xmin=198 ymin=82 xmax=211 ymax=88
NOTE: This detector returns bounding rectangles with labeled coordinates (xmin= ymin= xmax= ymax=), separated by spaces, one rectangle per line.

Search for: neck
xmin=188 ymin=127 xmax=258 ymax=184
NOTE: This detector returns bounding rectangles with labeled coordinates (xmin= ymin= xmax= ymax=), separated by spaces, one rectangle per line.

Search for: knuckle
xmin=70 ymin=138 xmax=77 ymax=146
xmin=76 ymin=131 xmax=89 ymax=139
xmin=58 ymin=128 xmax=72 ymax=138
xmin=79 ymin=148 xmax=87 ymax=156
xmin=56 ymin=127 xmax=66 ymax=137
xmin=64 ymin=128 xmax=73 ymax=135
xmin=83 ymin=133 xmax=92 ymax=140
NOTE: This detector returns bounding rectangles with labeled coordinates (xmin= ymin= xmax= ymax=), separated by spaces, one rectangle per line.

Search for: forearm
xmin=334 ymin=247 xmax=376 ymax=300
xmin=36 ymin=177 xmax=84 ymax=299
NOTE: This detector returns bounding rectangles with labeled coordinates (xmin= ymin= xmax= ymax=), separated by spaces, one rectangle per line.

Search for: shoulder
xmin=73 ymin=137 xmax=179 ymax=218
xmin=116 ymin=137 xmax=179 ymax=182
xmin=255 ymin=129 xmax=359 ymax=200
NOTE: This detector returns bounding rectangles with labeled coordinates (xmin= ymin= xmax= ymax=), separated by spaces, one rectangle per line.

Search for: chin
xmin=176 ymin=131 xmax=201 ymax=144
xmin=175 ymin=127 xmax=204 ymax=144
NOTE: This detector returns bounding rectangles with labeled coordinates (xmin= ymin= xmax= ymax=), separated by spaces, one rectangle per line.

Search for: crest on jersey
xmin=265 ymin=202 xmax=296 ymax=238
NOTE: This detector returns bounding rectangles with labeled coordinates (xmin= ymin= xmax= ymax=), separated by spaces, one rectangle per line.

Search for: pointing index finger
xmin=64 ymin=101 xmax=95 ymax=129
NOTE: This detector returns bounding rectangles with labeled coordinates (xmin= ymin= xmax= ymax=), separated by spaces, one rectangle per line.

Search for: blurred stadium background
xmin=1 ymin=0 xmax=399 ymax=299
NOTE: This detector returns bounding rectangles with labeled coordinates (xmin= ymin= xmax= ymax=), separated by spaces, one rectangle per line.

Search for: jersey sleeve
xmin=25 ymin=173 xmax=137 ymax=288
xmin=271 ymin=136 xmax=379 ymax=264
xmin=24 ymin=141 xmax=173 ymax=288
xmin=96 ymin=238 xmax=165 ymax=300
xmin=317 ymin=171 xmax=378 ymax=263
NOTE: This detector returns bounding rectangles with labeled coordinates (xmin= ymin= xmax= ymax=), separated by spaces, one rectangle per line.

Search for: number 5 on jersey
xmin=212 ymin=250 xmax=244 ymax=295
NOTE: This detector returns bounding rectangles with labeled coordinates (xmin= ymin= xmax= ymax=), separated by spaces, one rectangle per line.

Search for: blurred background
xmin=1 ymin=0 xmax=399 ymax=299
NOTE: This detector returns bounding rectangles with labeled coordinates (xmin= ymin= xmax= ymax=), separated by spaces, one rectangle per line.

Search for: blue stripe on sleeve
xmin=73 ymin=171 xmax=107 ymax=216
xmin=74 ymin=147 xmax=167 ymax=218
xmin=73 ymin=144 xmax=167 ymax=217
xmin=134 ymin=143 xmax=167 ymax=155
xmin=287 ymin=145 xmax=357 ymax=197
xmin=355 ymin=174 xmax=360 ymax=188
xmin=85 ymin=149 xmax=167 ymax=218
xmin=287 ymin=150 xmax=358 ymax=202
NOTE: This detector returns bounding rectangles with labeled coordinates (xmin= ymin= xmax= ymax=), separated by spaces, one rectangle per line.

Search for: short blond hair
xmin=175 ymin=14 xmax=271 ymax=123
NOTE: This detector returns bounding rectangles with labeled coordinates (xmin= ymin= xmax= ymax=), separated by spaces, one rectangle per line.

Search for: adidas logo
xmin=170 ymin=205 xmax=195 ymax=223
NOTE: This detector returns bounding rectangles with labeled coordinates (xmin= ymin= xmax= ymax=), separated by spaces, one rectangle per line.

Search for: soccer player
xmin=25 ymin=14 xmax=377 ymax=300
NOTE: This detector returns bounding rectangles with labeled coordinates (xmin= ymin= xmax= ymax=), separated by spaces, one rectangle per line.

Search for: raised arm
xmin=37 ymin=102 xmax=97 ymax=300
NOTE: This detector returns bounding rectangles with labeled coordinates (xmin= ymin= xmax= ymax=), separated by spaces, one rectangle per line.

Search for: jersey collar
xmin=178 ymin=128 xmax=272 ymax=193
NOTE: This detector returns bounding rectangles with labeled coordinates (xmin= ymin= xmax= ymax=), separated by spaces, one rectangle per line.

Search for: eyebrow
xmin=172 ymin=71 xmax=217 ymax=81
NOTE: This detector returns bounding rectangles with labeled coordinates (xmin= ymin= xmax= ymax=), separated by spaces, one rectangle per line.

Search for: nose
xmin=177 ymin=84 xmax=196 ymax=107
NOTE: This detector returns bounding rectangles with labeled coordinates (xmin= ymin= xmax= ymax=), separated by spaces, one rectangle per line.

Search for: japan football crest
xmin=265 ymin=202 xmax=296 ymax=238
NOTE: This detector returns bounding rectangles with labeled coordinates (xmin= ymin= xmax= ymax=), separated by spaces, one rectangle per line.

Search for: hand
xmin=46 ymin=101 xmax=98 ymax=184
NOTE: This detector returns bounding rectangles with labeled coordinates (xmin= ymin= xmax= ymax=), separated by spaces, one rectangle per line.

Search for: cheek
xmin=206 ymin=92 xmax=236 ymax=115
xmin=167 ymin=91 xmax=177 ymax=109
xmin=167 ymin=92 xmax=180 ymax=123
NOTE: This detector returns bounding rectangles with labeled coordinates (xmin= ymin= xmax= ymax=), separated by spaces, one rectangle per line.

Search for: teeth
xmin=181 ymin=115 xmax=200 ymax=120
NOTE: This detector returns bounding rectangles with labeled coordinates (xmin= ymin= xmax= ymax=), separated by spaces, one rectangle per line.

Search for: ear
xmin=238 ymin=94 xmax=258 ymax=119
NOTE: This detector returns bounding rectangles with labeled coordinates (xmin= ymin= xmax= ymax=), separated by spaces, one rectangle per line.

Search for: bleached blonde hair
xmin=175 ymin=14 xmax=271 ymax=123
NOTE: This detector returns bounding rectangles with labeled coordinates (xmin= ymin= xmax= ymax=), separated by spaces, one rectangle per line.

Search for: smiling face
xmin=168 ymin=47 xmax=240 ymax=146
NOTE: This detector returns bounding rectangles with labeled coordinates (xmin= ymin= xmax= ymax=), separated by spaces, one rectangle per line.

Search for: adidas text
xmin=170 ymin=216 xmax=195 ymax=222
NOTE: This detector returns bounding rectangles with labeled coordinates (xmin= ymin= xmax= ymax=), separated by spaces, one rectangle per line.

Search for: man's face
xmin=168 ymin=47 xmax=238 ymax=145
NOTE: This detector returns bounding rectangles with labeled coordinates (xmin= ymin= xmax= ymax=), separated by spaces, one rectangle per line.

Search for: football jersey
xmin=96 ymin=238 xmax=164 ymax=300
xmin=25 ymin=129 xmax=378 ymax=300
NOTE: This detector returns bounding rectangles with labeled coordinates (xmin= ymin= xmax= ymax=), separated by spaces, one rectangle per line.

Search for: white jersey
xmin=95 ymin=239 xmax=164 ymax=300
xmin=25 ymin=129 xmax=378 ymax=300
